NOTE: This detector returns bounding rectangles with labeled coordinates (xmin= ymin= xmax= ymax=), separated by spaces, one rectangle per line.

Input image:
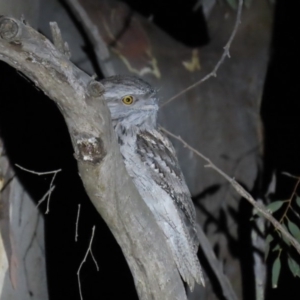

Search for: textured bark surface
xmin=0 ymin=16 xmax=188 ymax=300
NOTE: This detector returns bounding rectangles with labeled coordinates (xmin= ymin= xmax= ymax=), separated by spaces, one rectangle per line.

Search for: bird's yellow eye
xmin=122 ymin=95 xmax=134 ymax=105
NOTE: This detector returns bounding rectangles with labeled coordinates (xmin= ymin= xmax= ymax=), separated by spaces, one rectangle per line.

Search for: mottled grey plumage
xmin=101 ymin=75 xmax=204 ymax=290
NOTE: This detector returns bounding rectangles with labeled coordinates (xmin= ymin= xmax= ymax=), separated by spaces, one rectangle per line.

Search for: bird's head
xmin=100 ymin=75 xmax=159 ymax=129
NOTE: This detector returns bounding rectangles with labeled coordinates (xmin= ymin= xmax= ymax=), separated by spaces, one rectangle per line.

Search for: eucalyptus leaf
xmin=266 ymin=201 xmax=285 ymax=213
xmin=272 ymin=257 xmax=281 ymax=288
xmin=272 ymin=244 xmax=281 ymax=252
xmin=281 ymin=224 xmax=291 ymax=246
xmin=252 ymin=209 xmax=263 ymax=218
xmin=288 ymin=256 xmax=300 ymax=277
xmin=296 ymin=196 xmax=300 ymax=208
xmin=287 ymin=220 xmax=300 ymax=242
xmin=266 ymin=234 xmax=274 ymax=243
xmin=265 ymin=244 xmax=270 ymax=261
xmin=265 ymin=234 xmax=274 ymax=260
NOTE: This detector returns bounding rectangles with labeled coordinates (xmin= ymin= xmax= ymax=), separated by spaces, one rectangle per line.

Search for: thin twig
xmin=90 ymin=247 xmax=99 ymax=272
xmin=290 ymin=206 xmax=300 ymax=220
xmin=281 ymin=172 xmax=300 ymax=180
xmin=50 ymin=22 xmax=71 ymax=58
xmin=36 ymin=185 xmax=55 ymax=209
xmin=161 ymin=0 xmax=243 ymax=108
xmin=75 ymin=204 xmax=81 ymax=242
xmin=45 ymin=170 xmax=59 ymax=214
xmin=77 ymin=226 xmax=98 ymax=300
xmin=15 ymin=164 xmax=61 ymax=213
xmin=15 ymin=164 xmax=62 ymax=176
xmin=0 ymin=175 xmax=15 ymax=193
xmin=161 ymin=127 xmax=300 ymax=255
xmin=279 ymin=177 xmax=300 ymax=223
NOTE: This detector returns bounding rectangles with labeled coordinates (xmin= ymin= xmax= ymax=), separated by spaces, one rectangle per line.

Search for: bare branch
xmin=36 ymin=185 xmax=56 ymax=212
xmin=279 ymin=177 xmax=300 ymax=223
xmin=77 ymin=225 xmax=97 ymax=300
xmin=50 ymin=21 xmax=71 ymax=58
xmin=161 ymin=0 xmax=243 ymax=108
xmin=75 ymin=204 xmax=81 ymax=242
xmin=161 ymin=127 xmax=300 ymax=255
xmin=15 ymin=164 xmax=61 ymax=213
xmin=15 ymin=164 xmax=62 ymax=176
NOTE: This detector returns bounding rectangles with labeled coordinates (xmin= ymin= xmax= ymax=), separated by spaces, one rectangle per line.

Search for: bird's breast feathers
xmin=118 ymin=128 xmax=198 ymax=242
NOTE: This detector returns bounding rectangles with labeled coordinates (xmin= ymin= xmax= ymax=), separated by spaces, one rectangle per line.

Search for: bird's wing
xmin=136 ymin=129 xmax=199 ymax=248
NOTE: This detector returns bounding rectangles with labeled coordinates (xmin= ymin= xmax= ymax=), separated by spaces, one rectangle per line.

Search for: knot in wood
xmin=76 ymin=136 xmax=106 ymax=164
xmin=0 ymin=18 xmax=21 ymax=42
xmin=87 ymin=80 xmax=105 ymax=98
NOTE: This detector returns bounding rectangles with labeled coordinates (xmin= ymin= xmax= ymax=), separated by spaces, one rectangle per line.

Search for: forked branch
xmin=161 ymin=0 xmax=244 ymax=107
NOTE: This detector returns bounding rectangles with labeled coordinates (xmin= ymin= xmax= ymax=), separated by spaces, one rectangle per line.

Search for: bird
xmin=100 ymin=75 xmax=204 ymax=290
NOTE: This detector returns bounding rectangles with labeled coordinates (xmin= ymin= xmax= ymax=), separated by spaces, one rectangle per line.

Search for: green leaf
xmin=266 ymin=201 xmax=285 ymax=213
xmin=252 ymin=208 xmax=258 ymax=216
xmin=266 ymin=234 xmax=274 ymax=243
xmin=252 ymin=210 xmax=263 ymax=218
xmin=265 ymin=234 xmax=274 ymax=260
xmin=287 ymin=220 xmax=300 ymax=242
xmin=272 ymin=244 xmax=281 ymax=252
xmin=296 ymin=196 xmax=300 ymax=208
xmin=265 ymin=245 xmax=269 ymax=261
xmin=288 ymin=256 xmax=300 ymax=277
xmin=281 ymin=224 xmax=291 ymax=246
xmin=225 ymin=0 xmax=237 ymax=10
xmin=272 ymin=257 xmax=281 ymax=288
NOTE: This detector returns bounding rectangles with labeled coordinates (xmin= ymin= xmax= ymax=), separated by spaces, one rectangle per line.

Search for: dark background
xmin=0 ymin=0 xmax=299 ymax=299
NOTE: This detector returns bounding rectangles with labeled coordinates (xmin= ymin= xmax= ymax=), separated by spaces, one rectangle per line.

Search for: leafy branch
xmin=161 ymin=127 xmax=300 ymax=288
xmin=264 ymin=174 xmax=300 ymax=287
xmin=161 ymin=127 xmax=300 ymax=256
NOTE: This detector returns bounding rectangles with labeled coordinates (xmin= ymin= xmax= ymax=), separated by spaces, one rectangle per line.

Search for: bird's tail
xmin=169 ymin=230 xmax=205 ymax=291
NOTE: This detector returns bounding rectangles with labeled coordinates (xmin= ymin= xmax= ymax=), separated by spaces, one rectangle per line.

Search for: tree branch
xmin=161 ymin=0 xmax=244 ymax=107
xmin=0 ymin=16 xmax=187 ymax=300
xmin=161 ymin=127 xmax=300 ymax=255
